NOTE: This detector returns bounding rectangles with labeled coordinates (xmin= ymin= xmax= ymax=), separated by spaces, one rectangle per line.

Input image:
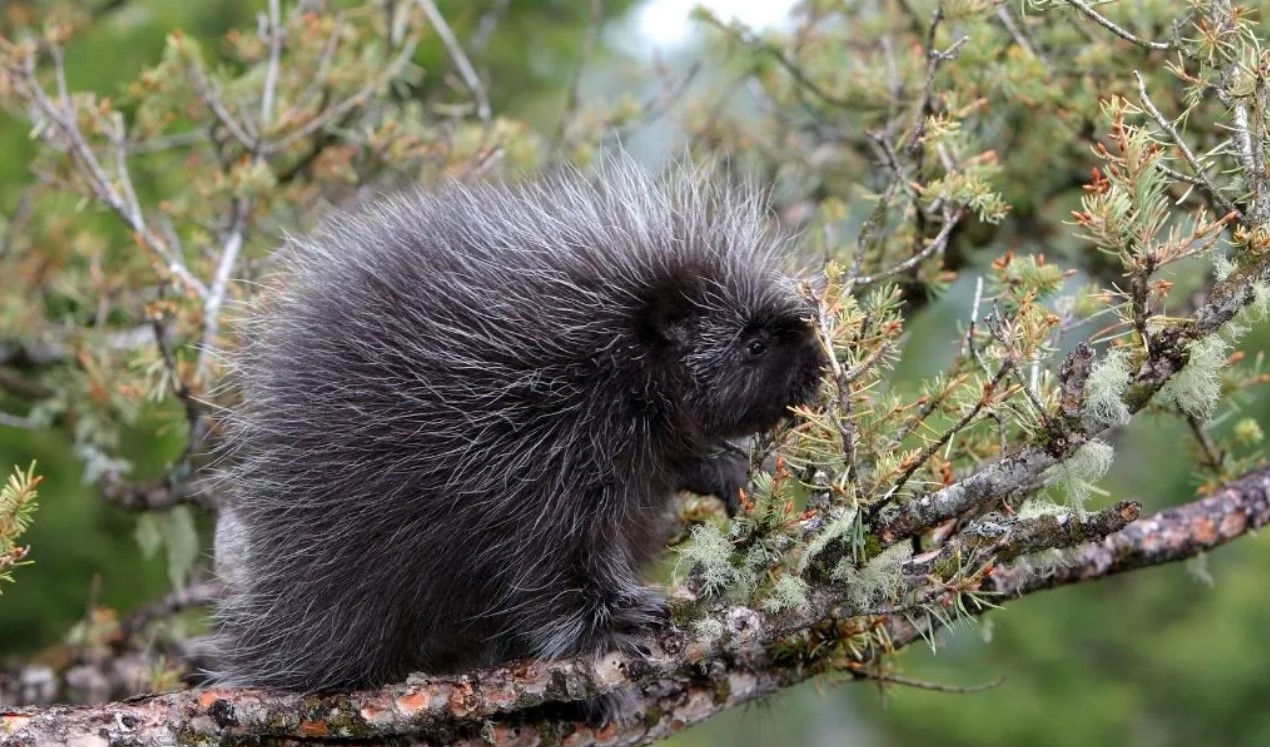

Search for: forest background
xmin=1 ymin=1 xmax=1269 ymax=746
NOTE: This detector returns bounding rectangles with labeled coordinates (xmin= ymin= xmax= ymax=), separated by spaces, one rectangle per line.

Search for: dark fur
xmin=206 ymin=159 xmax=825 ymax=703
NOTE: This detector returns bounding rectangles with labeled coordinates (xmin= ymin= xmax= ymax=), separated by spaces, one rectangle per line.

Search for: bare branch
xmin=258 ymin=0 xmax=285 ymax=132
xmin=415 ymin=0 xmax=491 ymax=123
xmin=184 ymin=57 xmax=257 ymax=150
xmin=466 ymin=0 xmax=514 ymax=55
xmin=855 ymin=206 xmax=964 ymax=286
xmin=6 ymin=48 xmax=207 ymax=297
xmin=552 ymin=0 xmax=604 ymax=151
xmin=98 ymin=471 xmax=217 ymax=512
xmin=990 ymin=466 xmax=1270 ymax=596
xmin=119 ymin=581 xmax=224 ymax=639
xmin=1059 ymin=0 xmax=1172 ymax=51
xmin=1133 ymin=70 xmax=1244 ymax=222
xmin=198 ymin=197 xmax=250 ymax=381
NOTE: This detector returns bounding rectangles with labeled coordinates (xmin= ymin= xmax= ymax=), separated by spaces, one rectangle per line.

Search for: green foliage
xmin=0 ymin=461 xmax=40 ymax=591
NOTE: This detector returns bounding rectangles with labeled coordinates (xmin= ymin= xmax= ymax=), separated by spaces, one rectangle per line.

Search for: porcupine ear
xmin=636 ymin=279 xmax=696 ymax=350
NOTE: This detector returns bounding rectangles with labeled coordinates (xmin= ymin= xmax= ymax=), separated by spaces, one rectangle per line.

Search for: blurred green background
xmin=0 ymin=2 xmax=1268 ymax=746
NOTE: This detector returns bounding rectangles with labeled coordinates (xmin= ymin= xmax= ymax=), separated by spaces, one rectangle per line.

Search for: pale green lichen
xmin=1185 ymin=552 xmax=1215 ymax=588
xmin=677 ymin=524 xmax=738 ymax=596
xmin=797 ymin=505 xmax=858 ymax=573
xmin=1083 ymin=348 xmax=1132 ymax=427
xmin=1016 ymin=497 xmax=1069 ymax=519
xmin=979 ymin=616 xmax=995 ymax=644
xmin=761 ymin=574 xmax=811 ymax=614
xmin=691 ymin=617 xmax=726 ymax=644
xmin=1249 ymin=281 xmax=1270 ymax=321
xmin=1212 ymin=250 xmax=1236 ymax=282
xmin=1049 ymin=439 xmax=1115 ymax=512
xmin=1157 ymin=334 xmax=1230 ymax=421
xmin=834 ymin=542 xmax=912 ymax=610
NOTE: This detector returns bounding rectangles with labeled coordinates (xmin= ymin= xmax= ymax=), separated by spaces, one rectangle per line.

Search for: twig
xmin=888 ymin=362 xmax=1012 ymax=497
xmin=1209 ymin=3 xmax=1269 ymax=225
xmin=291 ymin=11 xmax=343 ymax=112
xmin=119 ymin=581 xmax=223 ymax=639
xmin=184 ymin=58 xmax=257 ymax=149
xmin=995 ymin=6 xmax=1046 ymax=64
xmin=263 ymin=31 xmax=420 ymax=154
xmin=10 ymin=47 xmax=207 ymax=297
xmin=855 ymin=206 xmax=964 ymax=286
xmin=850 ymin=669 xmax=1007 ymax=694
xmin=1060 ymin=0 xmax=1172 ymax=51
xmin=258 ymin=0 xmax=285 ymax=132
xmin=0 ymin=187 xmax=36 ymax=259
xmin=603 ymin=59 xmax=703 ymax=144
xmin=466 ymin=0 xmax=513 ymax=55
xmin=98 ymin=471 xmax=214 ymax=511
xmin=551 ymin=0 xmax=604 ymax=151
xmin=198 ymin=198 xmax=249 ymax=381
xmin=150 ymin=311 xmax=199 ymax=419
xmin=1186 ymin=414 xmax=1224 ymax=472
xmin=1133 ymin=70 xmax=1243 ymax=222
xmin=0 ymin=412 xmax=38 ymax=429
xmin=695 ymin=14 xmax=851 ymax=110
xmin=415 ymin=0 xmax=491 ymax=123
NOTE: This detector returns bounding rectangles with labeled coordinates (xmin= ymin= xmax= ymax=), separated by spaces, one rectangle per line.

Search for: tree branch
xmin=6 ymin=465 xmax=1267 ymax=746
xmin=990 ymin=465 xmax=1270 ymax=596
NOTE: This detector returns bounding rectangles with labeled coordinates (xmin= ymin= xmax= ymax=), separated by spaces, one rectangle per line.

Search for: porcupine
xmin=205 ymin=157 xmax=826 ymax=722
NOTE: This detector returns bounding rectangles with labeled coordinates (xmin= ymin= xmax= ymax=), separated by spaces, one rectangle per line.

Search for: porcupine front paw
xmin=678 ymin=444 xmax=750 ymax=516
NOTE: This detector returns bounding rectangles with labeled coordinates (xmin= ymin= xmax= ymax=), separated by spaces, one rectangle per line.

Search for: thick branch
xmin=990 ymin=465 xmax=1270 ymax=596
xmin=7 ymin=466 xmax=1267 ymax=746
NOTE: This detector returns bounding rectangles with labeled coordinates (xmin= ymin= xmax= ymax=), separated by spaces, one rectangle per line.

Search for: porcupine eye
xmin=744 ymin=337 xmax=768 ymax=357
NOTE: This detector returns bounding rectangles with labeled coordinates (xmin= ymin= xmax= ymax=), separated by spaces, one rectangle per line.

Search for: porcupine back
xmin=205 ymin=158 xmax=810 ymax=691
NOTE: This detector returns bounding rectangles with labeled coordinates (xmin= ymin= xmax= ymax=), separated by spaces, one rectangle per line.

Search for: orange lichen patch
xmin=1192 ymin=516 xmax=1219 ymax=544
xmin=2 ymin=715 xmax=32 ymax=731
xmin=1219 ymin=511 xmax=1248 ymax=539
xmin=298 ymin=719 xmax=329 ymax=737
xmin=508 ymin=660 xmax=539 ymax=681
xmin=394 ymin=689 xmax=429 ymax=715
xmin=198 ymin=690 xmax=231 ymax=709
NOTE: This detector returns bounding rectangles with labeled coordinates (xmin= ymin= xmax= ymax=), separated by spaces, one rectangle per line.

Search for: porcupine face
xmin=656 ymin=272 xmax=827 ymax=442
